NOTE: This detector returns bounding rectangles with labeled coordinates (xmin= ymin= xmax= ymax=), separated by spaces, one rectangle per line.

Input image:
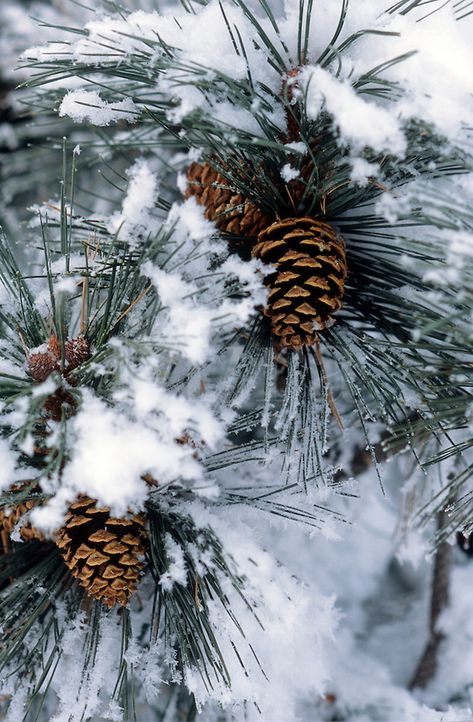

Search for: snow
xmin=25 ymin=2 xmax=284 ymax=134
xmin=382 ymin=9 xmax=473 ymax=140
xmin=31 ymin=378 xmax=222 ymax=530
xmin=350 ymin=157 xmax=380 ymax=186
xmin=0 ymin=438 xmax=16 ymax=492
xmin=280 ymin=163 xmax=300 ymax=182
xmin=302 ymin=64 xmax=407 ymax=155
xmin=431 ymin=562 xmax=473 ymax=708
xmin=59 ymin=90 xmax=138 ymax=126
xmin=182 ymin=504 xmax=339 ymax=720
xmin=49 ymin=613 xmax=125 ymax=722
xmin=142 ymin=262 xmax=214 ymax=364
xmin=107 ymin=159 xmax=159 ymax=243
xmin=396 ymin=530 xmax=429 ymax=568
xmin=169 ymin=195 xmax=215 ymax=241
xmin=54 ymin=276 xmax=79 ymax=295
xmin=259 ymin=460 xmax=473 ymax=722
xmin=23 ymin=0 xmax=473 ymax=154
xmin=24 ymin=41 xmax=73 ymax=63
xmin=159 ymin=534 xmax=187 ymax=591
xmin=140 ymin=196 xmax=265 ymax=363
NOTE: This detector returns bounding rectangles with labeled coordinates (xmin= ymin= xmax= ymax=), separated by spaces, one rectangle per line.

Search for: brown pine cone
xmin=185 ymin=161 xmax=270 ymax=238
xmin=55 ymin=496 xmax=147 ymax=608
xmin=253 ymin=217 xmax=347 ymax=349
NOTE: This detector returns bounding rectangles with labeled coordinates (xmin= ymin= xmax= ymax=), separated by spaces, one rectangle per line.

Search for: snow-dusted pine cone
xmin=27 ymin=334 xmax=90 ymax=421
xmin=27 ymin=335 xmax=61 ymax=382
xmin=185 ymin=161 xmax=269 ymax=237
xmin=252 ymin=217 xmax=347 ymax=349
xmin=64 ymin=335 xmax=90 ymax=372
xmin=55 ymin=497 xmax=147 ymax=608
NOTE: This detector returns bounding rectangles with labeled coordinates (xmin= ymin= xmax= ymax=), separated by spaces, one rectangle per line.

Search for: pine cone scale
xmin=88 ymin=551 xmax=110 ymax=566
xmin=284 ymin=286 xmax=312 ymax=298
xmin=75 ymin=544 xmax=94 ymax=559
xmin=103 ymin=565 xmax=123 ymax=579
xmin=88 ymin=529 xmax=116 ymax=543
xmin=270 ymin=299 xmax=293 ymax=312
xmin=304 ymin=278 xmax=330 ymax=291
xmin=104 ymin=541 xmax=128 ymax=554
xmin=292 ymin=258 xmax=322 ymax=269
xmin=67 ymin=515 xmax=91 ymax=528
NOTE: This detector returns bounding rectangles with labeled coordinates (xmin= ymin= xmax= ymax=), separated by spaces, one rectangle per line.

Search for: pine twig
xmin=408 ymin=508 xmax=453 ymax=690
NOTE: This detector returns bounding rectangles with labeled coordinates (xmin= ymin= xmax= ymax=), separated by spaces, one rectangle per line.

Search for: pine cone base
xmin=55 ymin=497 xmax=147 ymax=608
xmin=253 ymin=217 xmax=347 ymax=349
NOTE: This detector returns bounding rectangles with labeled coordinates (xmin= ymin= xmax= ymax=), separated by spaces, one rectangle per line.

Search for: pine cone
xmin=253 ymin=217 xmax=347 ymax=349
xmin=64 ymin=335 xmax=90 ymax=372
xmin=43 ymin=388 xmax=77 ymax=422
xmin=27 ymin=335 xmax=61 ymax=382
xmin=185 ymin=161 xmax=269 ymax=238
xmin=27 ymin=334 xmax=89 ymax=421
xmin=55 ymin=497 xmax=147 ymax=608
xmin=0 ymin=498 xmax=45 ymax=545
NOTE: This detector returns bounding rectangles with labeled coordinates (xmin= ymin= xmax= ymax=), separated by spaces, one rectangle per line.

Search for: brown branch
xmin=408 ymin=509 xmax=453 ymax=690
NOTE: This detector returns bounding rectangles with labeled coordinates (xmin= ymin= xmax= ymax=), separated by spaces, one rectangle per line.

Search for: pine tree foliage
xmin=18 ymin=0 xmax=473 ymax=471
xmin=0 ymin=151 xmax=339 ymax=718
xmin=0 ymin=0 xmax=473 ymax=719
